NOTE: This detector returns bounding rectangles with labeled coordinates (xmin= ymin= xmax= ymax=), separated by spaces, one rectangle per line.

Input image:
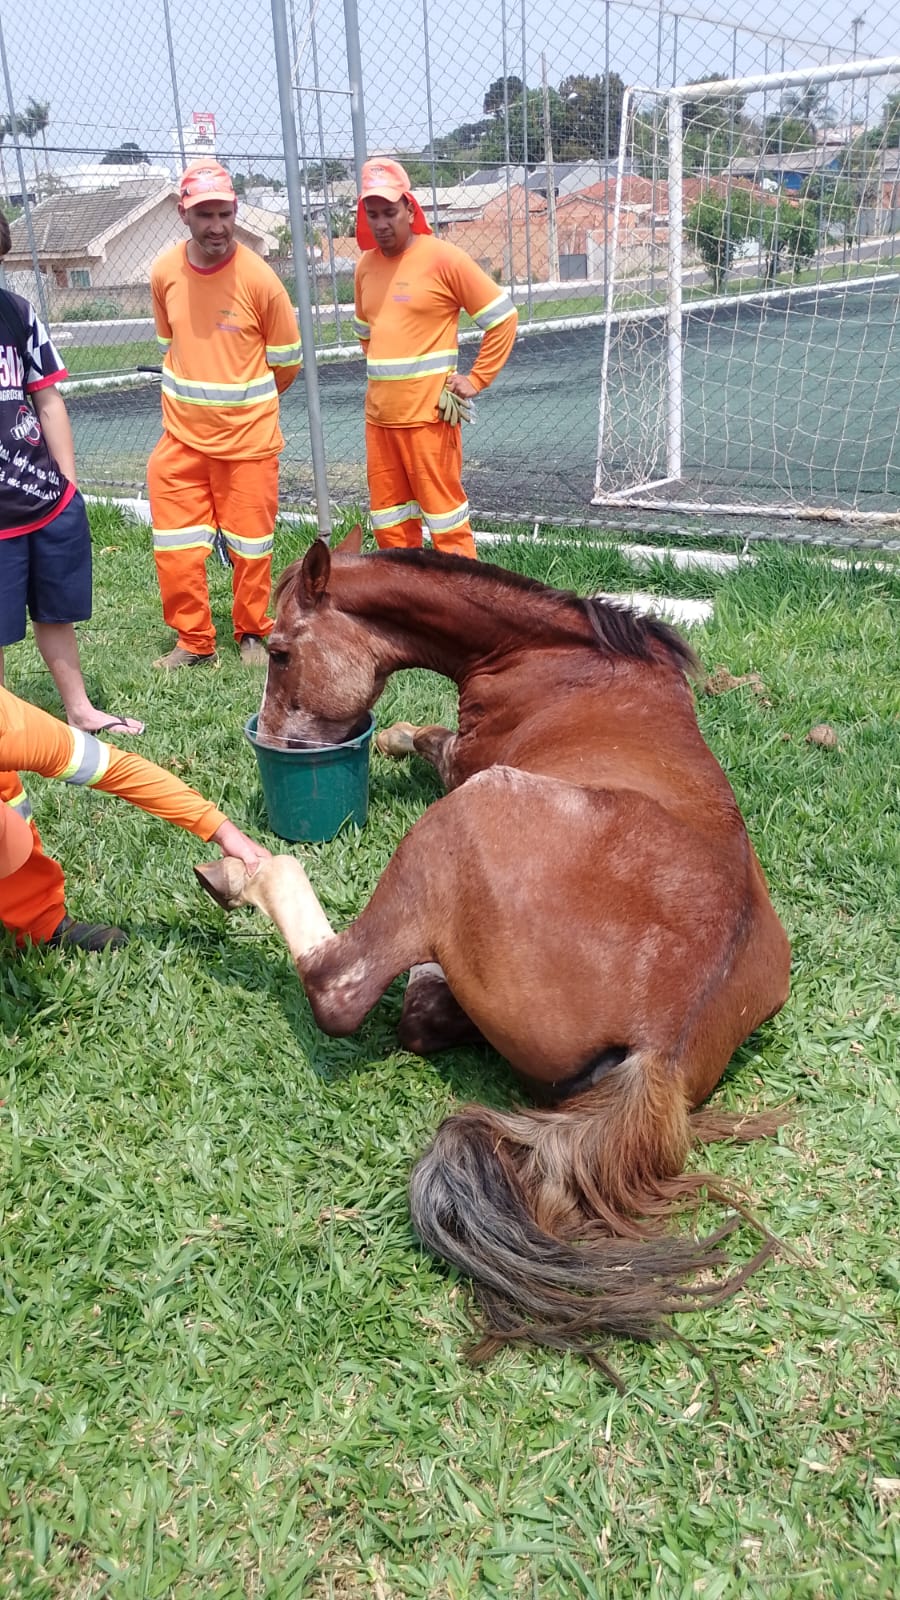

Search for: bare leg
xmin=398 ymin=963 xmax=487 ymax=1055
xmin=377 ymin=721 xmax=458 ymax=787
xmin=32 ymin=622 xmax=143 ymax=734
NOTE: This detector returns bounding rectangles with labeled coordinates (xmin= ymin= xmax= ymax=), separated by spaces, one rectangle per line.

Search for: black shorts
xmin=0 ymin=491 xmax=93 ymax=646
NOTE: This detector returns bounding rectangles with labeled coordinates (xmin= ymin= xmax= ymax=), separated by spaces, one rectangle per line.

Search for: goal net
xmin=594 ymin=56 xmax=900 ymax=522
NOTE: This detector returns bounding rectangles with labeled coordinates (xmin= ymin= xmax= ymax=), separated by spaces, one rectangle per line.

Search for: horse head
xmin=258 ymin=525 xmax=380 ymax=747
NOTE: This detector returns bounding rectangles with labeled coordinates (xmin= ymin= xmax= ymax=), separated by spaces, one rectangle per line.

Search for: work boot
xmin=46 ymin=915 xmax=128 ymax=952
xmin=154 ymin=645 xmax=218 ymax=671
xmin=239 ymin=635 xmax=269 ymax=667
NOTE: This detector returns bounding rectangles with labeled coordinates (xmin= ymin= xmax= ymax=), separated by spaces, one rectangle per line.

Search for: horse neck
xmin=338 ymin=558 xmax=571 ymax=681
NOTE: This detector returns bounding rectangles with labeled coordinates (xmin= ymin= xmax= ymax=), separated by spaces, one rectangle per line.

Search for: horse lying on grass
xmin=197 ymin=526 xmax=791 ymax=1376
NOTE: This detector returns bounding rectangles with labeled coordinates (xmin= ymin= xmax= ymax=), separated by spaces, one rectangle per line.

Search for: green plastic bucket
xmin=244 ymin=712 xmax=375 ymax=843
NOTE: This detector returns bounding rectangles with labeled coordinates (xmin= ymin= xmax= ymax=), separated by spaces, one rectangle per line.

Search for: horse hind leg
xmin=398 ymin=963 xmax=487 ymax=1055
xmin=376 ymin=722 xmax=458 ymax=786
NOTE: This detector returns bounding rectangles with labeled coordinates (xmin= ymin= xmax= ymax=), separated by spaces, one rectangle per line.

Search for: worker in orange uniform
xmin=0 ymin=682 xmax=269 ymax=949
xmin=354 ymin=158 xmax=518 ymax=559
xmin=148 ymin=160 xmax=302 ymax=670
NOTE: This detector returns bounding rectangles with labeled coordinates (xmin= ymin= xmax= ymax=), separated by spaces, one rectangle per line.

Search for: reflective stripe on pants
xmin=148 ymin=433 xmax=279 ymax=653
xmin=365 ymin=420 xmax=478 ymax=560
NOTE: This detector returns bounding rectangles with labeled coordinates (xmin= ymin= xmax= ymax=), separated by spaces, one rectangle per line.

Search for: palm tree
xmin=12 ymin=109 xmax=40 ymax=200
xmin=0 ymin=117 xmax=10 ymax=208
xmin=26 ymin=100 xmax=52 ymax=181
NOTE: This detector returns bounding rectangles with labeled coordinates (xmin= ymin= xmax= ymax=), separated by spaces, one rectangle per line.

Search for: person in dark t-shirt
xmin=0 ymin=215 xmax=142 ymax=735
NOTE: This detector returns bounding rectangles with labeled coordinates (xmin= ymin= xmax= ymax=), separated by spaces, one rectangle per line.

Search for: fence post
xmin=162 ymin=0 xmax=188 ymax=170
xmin=342 ymin=0 xmax=368 ymax=188
xmin=0 ymin=11 xmax=49 ymax=321
xmin=270 ymin=0 xmax=333 ymax=538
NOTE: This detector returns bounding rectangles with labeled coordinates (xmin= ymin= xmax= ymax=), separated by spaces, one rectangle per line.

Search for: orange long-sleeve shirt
xmin=0 ymin=685 xmax=228 ymax=840
xmin=151 ymin=241 xmax=302 ymax=459
xmin=353 ymin=236 xmax=518 ymax=427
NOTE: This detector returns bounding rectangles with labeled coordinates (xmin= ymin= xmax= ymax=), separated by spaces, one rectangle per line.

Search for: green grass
xmin=1 ymin=509 xmax=899 ymax=1597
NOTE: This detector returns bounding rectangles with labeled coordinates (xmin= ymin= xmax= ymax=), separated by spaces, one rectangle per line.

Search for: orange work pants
xmin=148 ymin=433 xmax=279 ymax=655
xmin=0 ymin=772 xmax=66 ymax=944
xmin=366 ymin=421 xmax=478 ymax=559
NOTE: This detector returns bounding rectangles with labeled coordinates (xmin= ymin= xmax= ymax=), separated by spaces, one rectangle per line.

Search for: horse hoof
xmin=376 ymin=721 xmax=419 ymax=759
xmin=194 ymin=857 xmax=252 ymax=910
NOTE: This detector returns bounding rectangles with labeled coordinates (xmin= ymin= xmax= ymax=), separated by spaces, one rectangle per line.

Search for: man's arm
xmin=151 ymin=269 xmax=173 ymax=358
xmin=31 ymin=386 xmax=77 ymax=484
xmin=444 ymin=252 xmax=517 ymax=401
xmin=264 ymin=282 xmax=302 ymax=395
xmin=0 ymin=686 xmax=269 ymax=866
xmin=353 ymin=266 xmax=371 ymax=354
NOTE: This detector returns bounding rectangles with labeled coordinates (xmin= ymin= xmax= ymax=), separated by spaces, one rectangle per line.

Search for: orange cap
xmin=0 ymin=803 xmax=34 ymax=879
xmin=179 ymin=160 xmax=236 ymax=209
xmin=356 ymin=157 xmax=432 ymax=251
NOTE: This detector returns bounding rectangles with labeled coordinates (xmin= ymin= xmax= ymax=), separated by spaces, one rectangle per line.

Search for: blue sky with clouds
xmin=2 ymin=0 xmax=896 ymax=177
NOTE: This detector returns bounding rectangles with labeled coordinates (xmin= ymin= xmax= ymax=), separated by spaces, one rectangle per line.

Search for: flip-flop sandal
xmin=88 ymin=715 xmax=146 ymax=737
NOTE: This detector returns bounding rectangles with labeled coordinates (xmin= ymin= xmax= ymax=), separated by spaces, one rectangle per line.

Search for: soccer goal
xmin=594 ymin=56 xmax=900 ymax=523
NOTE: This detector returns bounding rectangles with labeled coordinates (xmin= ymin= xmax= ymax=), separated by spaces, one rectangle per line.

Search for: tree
xmin=25 ymin=99 xmax=51 ymax=177
xmin=483 ymin=76 xmax=524 ymax=119
xmin=557 ymin=73 xmax=625 ymax=162
xmin=327 ymin=205 xmax=355 ymax=240
xmin=779 ymin=84 xmax=835 ymax=137
xmin=101 ymin=141 xmax=150 ymax=165
xmin=682 ymin=73 xmax=749 ymax=174
xmin=304 ymin=159 xmax=349 ymax=188
xmin=11 ymin=108 xmax=40 ymax=196
xmin=0 ymin=117 xmax=10 ymax=207
xmin=759 ymin=196 xmax=820 ymax=283
xmin=762 ymin=115 xmax=815 ymax=153
xmin=799 ymin=173 xmax=861 ymax=244
xmin=878 ymin=90 xmax=900 ymax=148
xmin=686 ymin=188 xmax=759 ymax=290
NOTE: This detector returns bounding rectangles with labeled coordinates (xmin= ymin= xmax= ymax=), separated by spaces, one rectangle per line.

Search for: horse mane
xmin=278 ymin=546 xmax=700 ymax=675
xmin=378 ymin=549 xmax=701 ymax=675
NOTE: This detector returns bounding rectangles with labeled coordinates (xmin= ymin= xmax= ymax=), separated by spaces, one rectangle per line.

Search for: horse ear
xmin=298 ymin=536 xmax=331 ymax=604
xmin=332 ymin=523 xmax=363 ymax=556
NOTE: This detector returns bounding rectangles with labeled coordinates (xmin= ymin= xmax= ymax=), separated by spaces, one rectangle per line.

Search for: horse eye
xmin=267 ymin=649 xmax=290 ymax=668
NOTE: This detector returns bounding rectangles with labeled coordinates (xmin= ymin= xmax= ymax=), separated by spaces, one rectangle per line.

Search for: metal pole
xmin=520 ymin=0 xmax=533 ymax=321
xmin=308 ymin=0 xmax=341 ymax=326
xmin=271 ymin=0 xmax=333 ymax=537
xmin=501 ymin=0 xmax=516 ymax=295
xmin=342 ymin=0 xmax=368 ymax=188
xmin=665 ymin=91 xmax=683 ymax=482
xmin=162 ymin=0 xmax=188 ymax=170
xmin=541 ymin=53 xmax=559 ymax=282
xmin=0 ymin=12 xmax=49 ymax=320
xmin=422 ymin=0 xmax=439 ymax=228
xmin=288 ymin=0 xmax=322 ymax=340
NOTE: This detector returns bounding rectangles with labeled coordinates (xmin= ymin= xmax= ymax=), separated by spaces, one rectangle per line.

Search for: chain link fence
xmin=1 ymin=0 xmax=898 ymax=537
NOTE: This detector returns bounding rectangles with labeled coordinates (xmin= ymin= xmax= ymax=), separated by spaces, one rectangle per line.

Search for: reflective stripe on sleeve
xmin=266 ymin=341 xmax=302 ymax=365
xmin=471 ymin=292 xmax=517 ymax=331
xmin=6 ymin=790 xmax=33 ymax=823
xmin=60 ymin=730 xmax=112 ymax=787
xmin=353 ymin=315 xmax=370 ymax=340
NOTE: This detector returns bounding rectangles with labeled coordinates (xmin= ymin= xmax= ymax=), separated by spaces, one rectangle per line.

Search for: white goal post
xmin=594 ymin=55 xmax=900 ymax=522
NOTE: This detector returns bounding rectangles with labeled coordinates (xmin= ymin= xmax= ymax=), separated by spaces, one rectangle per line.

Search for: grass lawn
xmin=1 ymin=507 xmax=898 ymax=1597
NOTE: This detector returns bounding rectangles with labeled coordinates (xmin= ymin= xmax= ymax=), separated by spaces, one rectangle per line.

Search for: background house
xmin=4 ymin=181 xmax=279 ymax=316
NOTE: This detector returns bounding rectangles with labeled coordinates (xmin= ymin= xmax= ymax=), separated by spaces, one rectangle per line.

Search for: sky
xmin=1 ymin=0 xmax=897 ymax=181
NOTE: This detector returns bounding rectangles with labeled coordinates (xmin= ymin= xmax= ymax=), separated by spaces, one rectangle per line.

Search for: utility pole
xmin=541 ymin=52 xmax=559 ymax=282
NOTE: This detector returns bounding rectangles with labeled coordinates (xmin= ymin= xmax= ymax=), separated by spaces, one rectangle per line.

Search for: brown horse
xmin=197 ymin=526 xmax=791 ymax=1374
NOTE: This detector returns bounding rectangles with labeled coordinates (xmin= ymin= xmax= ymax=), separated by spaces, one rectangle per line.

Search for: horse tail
xmin=408 ymin=1050 xmax=775 ymax=1374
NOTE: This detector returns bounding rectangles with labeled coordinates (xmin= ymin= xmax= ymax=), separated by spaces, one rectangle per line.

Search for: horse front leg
xmin=195 ymin=855 xmax=424 ymax=1037
xmin=376 ymin=722 xmax=458 ymax=788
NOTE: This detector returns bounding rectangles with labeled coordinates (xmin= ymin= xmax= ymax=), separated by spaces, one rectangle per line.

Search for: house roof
xmin=6 ymin=182 xmax=275 ymax=262
xmin=7 ymin=182 xmax=164 ymax=258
